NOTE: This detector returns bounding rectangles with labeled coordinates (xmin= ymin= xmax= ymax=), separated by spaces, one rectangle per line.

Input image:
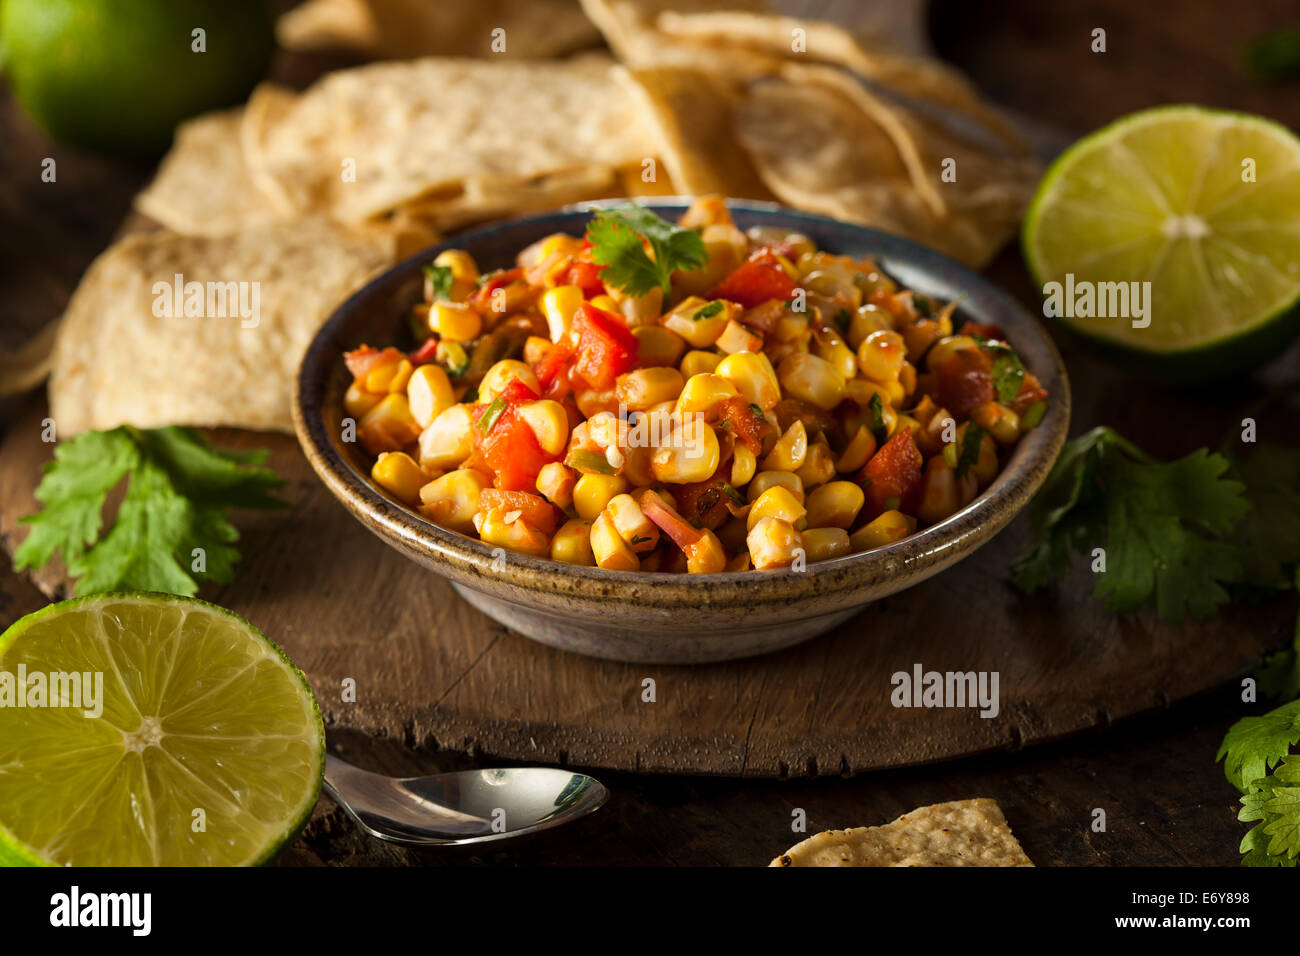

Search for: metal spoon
xmin=322 ymin=754 xmax=609 ymax=846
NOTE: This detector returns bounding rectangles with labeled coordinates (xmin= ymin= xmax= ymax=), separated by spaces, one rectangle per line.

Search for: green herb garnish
xmin=476 ymin=397 xmax=507 ymax=434
xmin=565 ymin=449 xmax=617 ymax=475
xmin=586 ymin=205 xmax=706 ymax=298
xmin=693 ymin=301 xmax=724 ymax=321
xmin=867 ymin=393 xmax=888 ymax=444
xmin=954 ymin=423 xmax=985 ymax=479
xmin=437 ymin=340 xmax=470 ymax=378
xmin=14 ymin=427 xmax=285 ymax=597
xmin=422 ymin=263 xmax=455 ymax=301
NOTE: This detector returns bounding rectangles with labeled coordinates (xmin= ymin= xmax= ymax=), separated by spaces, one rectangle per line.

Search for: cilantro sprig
xmin=585 ymin=205 xmax=706 ymax=298
xmin=14 ymin=427 xmax=285 ymax=597
xmin=422 ymin=263 xmax=455 ymax=301
xmin=1011 ymin=426 xmax=1250 ymax=621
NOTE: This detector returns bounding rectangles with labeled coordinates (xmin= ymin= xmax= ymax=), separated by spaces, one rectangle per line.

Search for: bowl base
xmin=450 ymin=583 xmax=859 ymax=663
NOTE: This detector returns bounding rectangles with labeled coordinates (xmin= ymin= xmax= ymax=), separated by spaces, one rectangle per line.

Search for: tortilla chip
xmin=240 ymin=83 xmax=304 ymax=219
xmin=254 ymin=56 xmax=659 ymax=223
xmin=654 ymin=9 xmax=1029 ymax=156
xmin=279 ymin=0 xmax=601 ymax=60
xmin=625 ymin=67 xmax=775 ymax=200
xmin=734 ymin=75 xmax=1020 ymax=267
xmin=401 ymin=165 xmax=623 ymax=232
xmin=49 ymin=220 xmax=400 ymax=435
xmin=134 ymin=107 xmax=287 ymax=236
xmin=771 ymin=799 xmax=1033 ymax=867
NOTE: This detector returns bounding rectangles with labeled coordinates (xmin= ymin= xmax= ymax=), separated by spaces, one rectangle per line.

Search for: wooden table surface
xmin=3 ymin=0 xmax=1299 ymax=866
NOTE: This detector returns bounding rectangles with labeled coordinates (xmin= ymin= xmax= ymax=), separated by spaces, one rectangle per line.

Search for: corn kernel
xmin=616 ymin=367 xmax=684 ymax=411
xmin=419 ymin=468 xmax=490 ymax=532
xmin=359 ymin=393 xmax=421 ymax=455
xmin=428 ymin=301 xmax=482 ymax=343
xmin=715 ymin=351 xmax=781 ymax=410
xmin=652 ymin=418 xmax=720 ymax=484
xmin=574 ymin=473 xmax=629 ymax=520
xmin=590 ymin=511 xmax=639 ymax=571
xmin=662 ymin=297 xmax=732 ymax=348
xmin=972 ymin=401 xmax=1021 ymax=445
xmin=433 ymin=249 xmax=479 ymax=283
xmin=747 ymin=516 xmax=803 ymax=570
xmin=605 ymin=494 xmax=659 ymax=553
xmin=473 ymin=509 xmax=550 ymax=558
xmin=777 ymin=353 xmax=845 ymax=410
xmin=551 ymin=518 xmax=596 ymax=565
xmin=407 ymin=364 xmax=455 ymax=428
xmin=514 ymin=399 xmax=570 ymax=456
xmin=535 ymin=461 xmax=576 ymax=510
xmin=478 ymin=360 xmax=540 ymax=404
xmin=675 ymin=372 xmax=740 ymax=416
xmin=836 ymin=425 xmax=877 ymax=473
xmin=416 ymin=403 xmax=473 ymax=471
xmin=731 ymin=445 xmax=757 ymax=487
xmin=747 ymin=485 xmax=807 ymax=531
xmin=540 ymin=285 xmax=584 ymax=342
xmin=716 ymin=319 xmax=764 ymax=354
xmin=918 ymin=456 xmax=960 ymax=525
xmin=747 ymin=470 xmax=804 ymax=503
xmin=857 ymin=330 xmax=907 ymax=383
xmin=679 ymin=349 xmax=723 ymax=378
xmin=805 ymin=481 xmax=865 ymax=530
xmin=760 ymin=420 xmax=808 ymax=472
xmin=345 ymin=382 xmax=382 ymax=419
xmin=632 ymin=325 xmax=686 ymax=368
xmin=802 ymin=527 xmax=851 ymax=562
xmin=371 ymin=451 xmax=428 ymax=505
xmin=849 ymin=510 xmax=917 ymax=551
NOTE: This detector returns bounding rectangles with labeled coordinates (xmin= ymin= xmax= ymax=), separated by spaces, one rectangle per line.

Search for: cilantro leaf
xmin=693 ymin=301 xmax=724 ymax=321
xmin=979 ymin=340 xmax=1026 ymax=404
xmin=954 ymin=423 xmax=985 ymax=480
xmin=867 ymin=393 xmax=888 ymax=445
xmin=586 ymin=205 xmax=706 ymax=298
xmin=14 ymin=426 xmax=285 ymax=597
xmin=1218 ymin=697 xmax=1300 ymax=792
xmin=422 ymin=263 xmax=455 ymax=301
xmin=1238 ymin=753 xmax=1300 ymax=867
xmin=1226 ymin=443 xmax=1300 ymax=589
xmin=1010 ymin=427 xmax=1250 ymax=621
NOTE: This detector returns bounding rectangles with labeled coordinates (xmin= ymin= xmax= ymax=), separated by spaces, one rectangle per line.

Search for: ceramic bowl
xmin=294 ymin=200 xmax=1071 ymax=663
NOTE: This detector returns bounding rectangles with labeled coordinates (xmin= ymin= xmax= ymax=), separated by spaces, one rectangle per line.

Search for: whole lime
xmin=0 ymin=0 xmax=273 ymax=155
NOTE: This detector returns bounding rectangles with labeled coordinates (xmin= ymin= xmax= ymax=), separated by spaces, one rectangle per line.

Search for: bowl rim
xmin=294 ymin=199 xmax=1071 ymax=607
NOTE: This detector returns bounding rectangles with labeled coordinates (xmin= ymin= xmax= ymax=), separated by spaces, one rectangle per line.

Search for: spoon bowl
xmin=323 ymin=754 xmax=609 ymax=846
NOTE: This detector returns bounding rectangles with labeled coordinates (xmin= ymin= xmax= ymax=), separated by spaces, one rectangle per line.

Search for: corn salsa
xmin=341 ymin=197 xmax=1049 ymax=573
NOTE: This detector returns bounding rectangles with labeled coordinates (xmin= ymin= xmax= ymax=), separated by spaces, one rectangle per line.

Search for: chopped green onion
xmin=717 ymin=482 xmax=746 ymax=505
xmin=476 ymin=397 xmax=507 ymax=433
xmin=693 ymin=301 xmax=724 ymax=321
xmin=565 ymin=449 xmax=617 ymax=475
xmin=1021 ymin=400 xmax=1047 ymax=430
xmin=955 ymin=423 xmax=986 ymax=479
xmin=867 ymin=393 xmax=888 ymax=444
xmin=437 ymin=340 xmax=469 ymax=378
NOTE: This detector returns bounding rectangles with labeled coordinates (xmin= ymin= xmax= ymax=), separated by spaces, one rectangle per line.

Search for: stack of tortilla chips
xmin=49 ymin=0 xmax=1038 ymax=436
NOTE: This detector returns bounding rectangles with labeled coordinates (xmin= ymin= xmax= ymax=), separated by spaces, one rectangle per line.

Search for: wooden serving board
xmin=3 ymin=284 xmax=1296 ymax=776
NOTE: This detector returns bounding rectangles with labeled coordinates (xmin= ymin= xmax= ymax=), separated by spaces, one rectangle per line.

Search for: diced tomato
xmin=858 ymin=430 xmax=924 ymax=519
xmin=408 ymin=338 xmax=440 ymax=365
xmin=959 ymin=320 xmax=1006 ymax=341
xmin=477 ymin=489 xmax=560 ymax=533
xmin=933 ymin=346 xmax=994 ymax=420
xmin=1009 ymin=371 xmax=1048 ymax=416
xmin=499 ymin=378 xmax=540 ymax=404
xmin=711 ymin=397 xmax=767 ymax=455
xmin=533 ymin=339 xmax=575 ymax=397
xmin=571 ymin=302 xmax=638 ymax=390
xmin=707 ymin=248 xmax=797 ymax=309
xmin=560 ymin=259 xmax=606 ymax=297
xmin=344 ymin=345 xmax=402 ymax=380
xmin=471 ymin=379 xmax=557 ymax=491
xmin=671 ymin=457 xmax=736 ymax=530
xmin=867 ymin=287 xmax=912 ymax=324
xmin=469 ymin=267 xmax=523 ymax=313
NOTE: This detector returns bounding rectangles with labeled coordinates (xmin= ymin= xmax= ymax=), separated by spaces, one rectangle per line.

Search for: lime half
xmin=1023 ymin=105 xmax=1300 ymax=376
xmin=0 ymin=594 xmax=324 ymax=866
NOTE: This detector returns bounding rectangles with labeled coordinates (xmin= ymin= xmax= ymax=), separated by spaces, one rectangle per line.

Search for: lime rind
xmin=0 ymin=592 xmax=324 ymax=867
xmin=1023 ymin=104 xmax=1300 ymax=368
